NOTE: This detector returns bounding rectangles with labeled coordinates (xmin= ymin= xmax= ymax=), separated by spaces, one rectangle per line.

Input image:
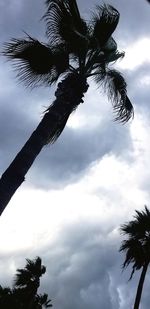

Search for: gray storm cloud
xmin=0 ymin=1 xmax=150 ymax=308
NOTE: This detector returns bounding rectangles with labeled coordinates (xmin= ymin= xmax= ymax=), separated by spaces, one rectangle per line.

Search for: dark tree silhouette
xmin=120 ymin=206 xmax=150 ymax=309
xmin=0 ymin=257 xmax=52 ymax=308
xmin=0 ymin=1 xmax=134 ymax=215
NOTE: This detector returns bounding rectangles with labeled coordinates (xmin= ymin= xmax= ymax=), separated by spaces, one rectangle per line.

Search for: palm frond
xmin=135 ymin=206 xmax=150 ymax=221
xmin=95 ymin=68 xmax=133 ymax=123
xmin=121 ymin=206 xmax=150 ymax=239
xmin=44 ymin=0 xmax=88 ymax=53
xmin=37 ymin=293 xmax=53 ymax=307
xmin=91 ymin=4 xmax=119 ymax=47
xmin=86 ymin=40 xmax=124 ymax=75
xmin=3 ymin=37 xmax=53 ymax=73
xmin=103 ymin=40 xmax=125 ymax=63
xmin=120 ymin=221 xmax=136 ymax=236
xmin=120 ymin=238 xmax=145 ymax=279
xmin=14 ymin=269 xmax=31 ymax=287
xmin=2 ymin=37 xmax=69 ymax=87
xmin=25 ymin=257 xmax=46 ymax=276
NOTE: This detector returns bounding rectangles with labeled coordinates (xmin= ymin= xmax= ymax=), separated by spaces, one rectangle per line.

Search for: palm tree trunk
xmin=133 ymin=262 xmax=148 ymax=309
xmin=0 ymin=74 xmax=88 ymax=215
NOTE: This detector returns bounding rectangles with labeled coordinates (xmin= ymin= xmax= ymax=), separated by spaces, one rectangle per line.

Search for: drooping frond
xmin=95 ymin=68 xmax=133 ymax=123
xmin=2 ymin=37 xmax=69 ymax=87
xmin=91 ymin=4 xmax=119 ymax=48
xmin=103 ymin=40 xmax=125 ymax=63
xmin=43 ymin=0 xmax=88 ymax=53
xmin=120 ymin=238 xmax=146 ymax=280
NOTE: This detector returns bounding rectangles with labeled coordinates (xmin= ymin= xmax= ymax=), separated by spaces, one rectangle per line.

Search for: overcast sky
xmin=0 ymin=0 xmax=150 ymax=308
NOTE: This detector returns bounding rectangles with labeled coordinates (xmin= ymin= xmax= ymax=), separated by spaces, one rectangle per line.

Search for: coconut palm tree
xmin=120 ymin=206 xmax=150 ymax=309
xmin=0 ymin=1 xmax=133 ymax=215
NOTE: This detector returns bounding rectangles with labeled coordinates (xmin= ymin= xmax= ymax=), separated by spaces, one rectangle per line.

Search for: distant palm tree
xmin=120 ymin=206 xmax=150 ymax=309
xmin=14 ymin=257 xmax=46 ymax=288
xmin=14 ymin=257 xmax=46 ymax=307
xmin=0 ymin=0 xmax=133 ymax=215
xmin=0 ymin=257 xmax=52 ymax=308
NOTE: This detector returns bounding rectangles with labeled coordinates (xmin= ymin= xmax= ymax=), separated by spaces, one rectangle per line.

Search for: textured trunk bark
xmin=0 ymin=74 xmax=88 ymax=215
xmin=133 ymin=263 xmax=148 ymax=309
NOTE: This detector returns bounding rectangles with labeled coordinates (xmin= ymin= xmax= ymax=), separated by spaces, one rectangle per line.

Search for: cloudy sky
xmin=0 ymin=0 xmax=150 ymax=308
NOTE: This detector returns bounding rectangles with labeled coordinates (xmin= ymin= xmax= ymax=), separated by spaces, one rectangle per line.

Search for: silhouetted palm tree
xmin=0 ymin=257 xmax=52 ymax=308
xmin=14 ymin=257 xmax=46 ymax=308
xmin=120 ymin=206 xmax=150 ymax=309
xmin=0 ymin=1 xmax=133 ymax=215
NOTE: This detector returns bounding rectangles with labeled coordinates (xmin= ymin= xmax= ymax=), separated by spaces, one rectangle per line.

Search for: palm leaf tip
xmin=114 ymin=95 xmax=134 ymax=124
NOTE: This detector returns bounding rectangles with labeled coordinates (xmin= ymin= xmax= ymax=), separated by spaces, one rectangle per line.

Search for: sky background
xmin=0 ymin=0 xmax=150 ymax=308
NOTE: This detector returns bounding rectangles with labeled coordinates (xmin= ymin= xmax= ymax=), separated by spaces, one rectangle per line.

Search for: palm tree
xmin=0 ymin=257 xmax=52 ymax=308
xmin=14 ymin=257 xmax=46 ymax=307
xmin=0 ymin=1 xmax=133 ymax=215
xmin=120 ymin=206 xmax=150 ymax=309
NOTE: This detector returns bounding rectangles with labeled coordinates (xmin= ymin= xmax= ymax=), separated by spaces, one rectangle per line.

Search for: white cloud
xmin=0 ymin=113 xmax=149 ymax=254
xmin=117 ymin=38 xmax=150 ymax=70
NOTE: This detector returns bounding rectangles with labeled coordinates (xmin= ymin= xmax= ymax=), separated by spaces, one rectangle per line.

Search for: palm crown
xmin=120 ymin=207 xmax=150 ymax=309
xmin=3 ymin=0 xmax=133 ymax=123
xmin=120 ymin=206 xmax=150 ymax=279
xmin=14 ymin=257 xmax=46 ymax=289
xmin=0 ymin=257 xmax=52 ymax=308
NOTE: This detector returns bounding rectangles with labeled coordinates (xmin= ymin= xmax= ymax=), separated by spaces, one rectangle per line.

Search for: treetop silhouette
xmin=120 ymin=206 xmax=150 ymax=309
xmin=0 ymin=1 xmax=134 ymax=215
xmin=0 ymin=256 xmax=52 ymax=308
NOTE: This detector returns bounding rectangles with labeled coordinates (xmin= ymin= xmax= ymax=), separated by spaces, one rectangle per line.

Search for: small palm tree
xmin=0 ymin=1 xmax=133 ymax=215
xmin=14 ymin=257 xmax=46 ymax=299
xmin=0 ymin=257 xmax=52 ymax=309
xmin=14 ymin=257 xmax=52 ymax=309
xmin=120 ymin=206 xmax=150 ymax=309
xmin=13 ymin=257 xmax=46 ymax=308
